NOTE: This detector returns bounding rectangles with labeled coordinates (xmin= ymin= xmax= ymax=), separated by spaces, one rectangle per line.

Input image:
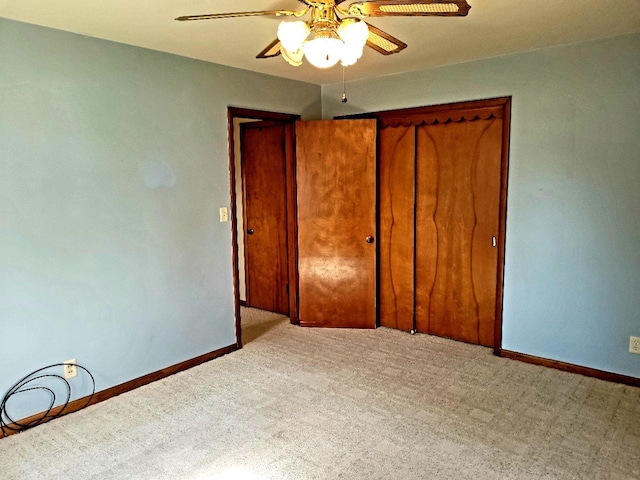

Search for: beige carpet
xmin=3 ymin=308 xmax=639 ymax=479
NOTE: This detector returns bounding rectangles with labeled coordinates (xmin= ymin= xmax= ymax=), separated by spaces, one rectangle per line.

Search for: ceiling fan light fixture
xmin=177 ymin=0 xmax=472 ymax=70
xmin=277 ymin=20 xmax=310 ymax=52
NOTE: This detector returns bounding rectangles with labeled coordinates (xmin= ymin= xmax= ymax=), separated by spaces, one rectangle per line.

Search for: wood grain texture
xmin=241 ymin=122 xmax=289 ymax=315
xmin=296 ymin=119 xmax=377 ymax=328
xmin=283 ymin=122 xmax=300 ymax=324
xmin=341 ymin=97 xmax=511 ymax=348
xmin=499 ymin=350 xmax=640 ymax=388
xmin=378 ymin=125 xmax=415 ymax=332
xmin=415 ymin=118 xmax=502 ymax=346
xmin=471 ymin=118 xmax=503 ymax=345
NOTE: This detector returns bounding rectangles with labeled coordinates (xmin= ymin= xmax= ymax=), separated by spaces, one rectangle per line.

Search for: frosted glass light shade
xmin=277 ymin=21 xmax=310 ymax=52
xmin=281 ymin=47 xmax=304 ymax=67
xmin=340 ymin=45 xmax=364 ymax=66
xmin=338 ymin=19 xmax=369 ymax=49
xmin=304 ymin=37 xmax=345 ymax=69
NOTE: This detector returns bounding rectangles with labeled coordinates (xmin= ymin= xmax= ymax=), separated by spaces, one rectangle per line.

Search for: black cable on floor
xmin=0 ymin=363 xmax=95 ymax=437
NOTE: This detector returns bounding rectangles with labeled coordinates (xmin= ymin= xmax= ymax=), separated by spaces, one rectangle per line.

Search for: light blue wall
xmin=0 ymin=18 xmax=321 ymax=418
xmin=324 ymin=34 xmax=640 ymax=378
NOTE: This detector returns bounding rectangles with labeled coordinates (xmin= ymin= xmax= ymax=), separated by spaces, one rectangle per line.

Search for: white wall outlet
xmin=64 ymin=359 xmax=77 ymax=378
xmin=630 ymin=336 xmax=640 ymax=355
xmin=219 ymin=207 xmax=229 ymax=223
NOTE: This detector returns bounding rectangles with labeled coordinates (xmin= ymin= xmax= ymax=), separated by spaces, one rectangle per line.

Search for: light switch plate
xmin=219 ymin=207 xmax=229 ymax=223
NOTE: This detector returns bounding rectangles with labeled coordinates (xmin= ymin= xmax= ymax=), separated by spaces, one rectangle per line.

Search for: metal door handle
xmin=247 ymin=229 xmax=254 ymax=235
xmin=492 ymin=236 xmax=497 ymax=247
xmin=366 ymin=236 xmax=375 ymax=244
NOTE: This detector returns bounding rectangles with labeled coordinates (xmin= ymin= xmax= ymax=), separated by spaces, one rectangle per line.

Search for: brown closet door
xmin=378 ymin=125 xmax=415 ymax=332
xmin=241 ymin=122 xmax=289 ymax=315
xmin=415 ymin=117 xmax=503 ymax=346
xmin=296 ymin=119 xmax=377 ymax=328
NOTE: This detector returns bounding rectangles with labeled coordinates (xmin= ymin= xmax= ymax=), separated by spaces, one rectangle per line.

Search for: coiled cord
xmin=1 ymin=363 xmax=95 ymax=437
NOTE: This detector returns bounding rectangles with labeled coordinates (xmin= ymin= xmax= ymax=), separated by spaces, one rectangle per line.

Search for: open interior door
xmin=240 ymin=121 xmax=289 ymax=315
xmin=295 ymin=119 xmax=377 ymax=328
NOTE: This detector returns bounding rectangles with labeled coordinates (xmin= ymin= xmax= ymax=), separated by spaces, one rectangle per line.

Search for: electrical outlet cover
xmin=630 ymin=336 xmax=640 ymax=354
xmin=64 ymin=359 xmax=77 ymax=378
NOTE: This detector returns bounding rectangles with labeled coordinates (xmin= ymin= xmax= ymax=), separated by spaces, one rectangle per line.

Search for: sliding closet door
xmin=296 ymin=119 xmax=377 ymax=328
xmin=376 ymin=98 xmax=510 ymax=347
xmin=415 ymin=117 xmax=503 ymax=346
xmin=379 ymin=126 xmax=415 ymax=332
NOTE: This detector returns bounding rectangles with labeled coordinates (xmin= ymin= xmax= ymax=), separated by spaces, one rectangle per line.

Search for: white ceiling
xmin=2 ymin=0 xmax=640 ymax=85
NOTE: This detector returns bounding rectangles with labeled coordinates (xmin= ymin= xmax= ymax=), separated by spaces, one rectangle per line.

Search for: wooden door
xmin=414 ymin=117 xmax=503 ymax=346
xmin=296 ymin=119 xmax=377 ymax=328
xmin=241 ymin=122 xmax=289 ymax=315
xmin=379 ymin=125 xmax=416 ymax=332
xmin=376 ymin=98 xmax=510 ymax=347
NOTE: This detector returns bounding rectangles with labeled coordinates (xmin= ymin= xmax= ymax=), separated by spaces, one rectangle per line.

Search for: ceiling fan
xmin=176 ymin=0 xmax=471 ymax=69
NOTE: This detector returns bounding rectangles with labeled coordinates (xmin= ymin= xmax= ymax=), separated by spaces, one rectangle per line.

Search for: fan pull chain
xmin=341 ymin=66 xmax=348 ymax=103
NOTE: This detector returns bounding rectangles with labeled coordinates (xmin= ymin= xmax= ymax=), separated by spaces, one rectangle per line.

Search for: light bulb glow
xmin=303 ymin=37 xmax=345 ymax=69
xmin=338 ymin=19 xmax=369 ymax=49
xmin=277 ymin=19 xmax=369 ymax=69
xmin=340 ymin=45 xmax=364 ymax=66
xmin=277 ymin=21 xmax=310 ymax=53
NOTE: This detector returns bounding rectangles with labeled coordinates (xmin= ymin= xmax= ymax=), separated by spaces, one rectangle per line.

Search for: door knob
xmin=366 ymin=236 xmax=375 ymax=244
xmin=492 ymin=236 xmax=496 ymax=247
xmin=247 ymin=228 xmax=254 ymax=235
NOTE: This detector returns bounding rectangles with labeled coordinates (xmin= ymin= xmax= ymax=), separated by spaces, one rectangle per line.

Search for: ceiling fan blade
xmin=348 ymin=0 xmax=471 ymax=17
xmin=256 ymin=39 xmax=282 ymax=59
xmin=365 ymin=23 xmax=407 ymax=55
xmin=298 ymin=0 xmax=348 ymax=4
xmin=175 ymin=10 xmax=303 ymax=22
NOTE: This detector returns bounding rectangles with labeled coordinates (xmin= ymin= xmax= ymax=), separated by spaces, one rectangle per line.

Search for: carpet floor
xmin=2 ymin=307 xmax=639 ymax=479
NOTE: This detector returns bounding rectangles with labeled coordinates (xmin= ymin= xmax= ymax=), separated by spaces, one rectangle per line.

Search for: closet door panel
xmin=378 ymin=126 xmax=415 ymax=331
xmin=414 ymin=126 xmax=439 ymax=334
xmin=471 ymin=117 xmax=503 ymax=345
xmin=415 ymin=121 xmax=477 ymax=342
xmin=415 ymin=119 xmax=502 ymax=346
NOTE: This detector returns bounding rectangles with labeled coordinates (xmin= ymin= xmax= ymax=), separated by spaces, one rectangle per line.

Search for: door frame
xmin=338 ymin=96 xmax=511 ymax=353
xmin=227 ymin=107 xmax=300 ymax=348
